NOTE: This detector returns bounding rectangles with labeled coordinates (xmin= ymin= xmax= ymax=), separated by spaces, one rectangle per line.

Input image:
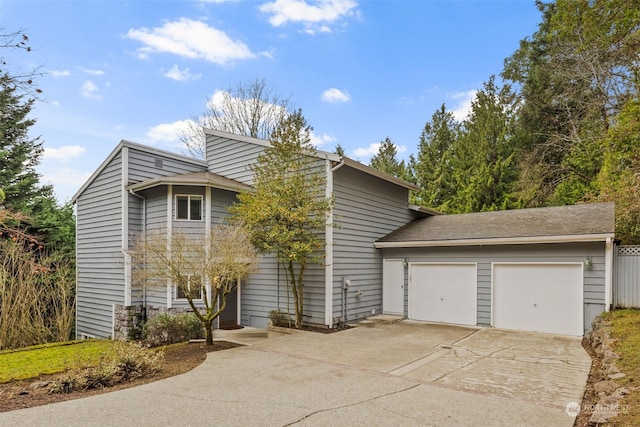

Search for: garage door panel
xmin=493 ymin=263 xmax=583 ymax=336
xmin=409 ymin=263 xmax=477 ymax=326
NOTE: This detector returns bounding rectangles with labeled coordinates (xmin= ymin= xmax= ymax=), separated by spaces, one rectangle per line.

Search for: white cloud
xmin=51 ymin=70 xmax=70 ymax=77
xmin=353 ymin=141 xmax=407 ymax=159
xmin=41 ymin=167 xmax=92 ymax=187
xmin=146 ymin=120 xmax=194 ymax=143
xmin=163 ymin=64 xmax=201 ymax=81
xmin=81 ymin=80 xmax=102 ymax=100
xmin=260 ymin=0 xmax=358 ymax=33
xmin=127 ymin=18 xmax=256 ymax=65
xmin=449 ymin=90 xmax=477 ymax=121
xmin=43 ymin=145 xmax=86 ymax=162
xmin=310 ymin=132 xmax=335 ymax=147
xmin=81 ymin=68 xmax=105 ymax=76
xmin=321 ymin=88 xmax=350 ymax=103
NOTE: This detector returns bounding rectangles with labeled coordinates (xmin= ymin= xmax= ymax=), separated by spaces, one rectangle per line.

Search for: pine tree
xmin=369 ymin=137 xmax=412 ymax=181
xmin=412 ymin=104 xmax=459 ymax=210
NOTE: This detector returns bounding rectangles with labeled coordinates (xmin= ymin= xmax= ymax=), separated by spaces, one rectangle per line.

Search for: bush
xmin=269 ymin=309 xmax=290 ymax=327
xmin=50 ymin=341 xmax=163 ymax=393
xmin=142 ymin=313 xmax=204 ymax=346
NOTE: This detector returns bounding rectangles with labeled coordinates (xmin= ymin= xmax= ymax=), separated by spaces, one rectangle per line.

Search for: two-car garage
xmin=403 ymin=262 xmax=583 ymax=336
xmin=376 ymin=203 xmax=616 ymax=337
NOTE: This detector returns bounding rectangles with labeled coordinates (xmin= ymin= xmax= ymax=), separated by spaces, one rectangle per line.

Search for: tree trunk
xmin=205 ymin=318 xmax=214 ymax=346
xmin=288 ymin=261 xmax=301 ymax=328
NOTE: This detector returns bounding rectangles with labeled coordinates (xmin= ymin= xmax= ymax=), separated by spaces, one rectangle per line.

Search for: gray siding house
xmin=73 ymin=130 xmax=615 ymax=339
xmin=72 ymin=131 xmax=422 ymax=339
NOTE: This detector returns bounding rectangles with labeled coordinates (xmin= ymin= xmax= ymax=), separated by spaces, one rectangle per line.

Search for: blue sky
xmin=3 ymin=0 xmax=541 ymax=203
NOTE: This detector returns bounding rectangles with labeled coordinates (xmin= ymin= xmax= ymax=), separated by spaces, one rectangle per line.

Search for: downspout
xmin=605 ymin=237 xmax=614 ymax=312
xmin=74 ymin=203 xmax=78 ymax=339
xmin=166 ymin=185 xmax=173 ymax=308
xmin=326 ymin=158 xmax=346 ymax=326
xmin=129 ymin=189 xmax=147 ymax=320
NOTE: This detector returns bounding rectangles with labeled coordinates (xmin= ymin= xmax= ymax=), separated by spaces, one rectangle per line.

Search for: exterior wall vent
xmin=154 ymin=158 xmax=164 ymax=169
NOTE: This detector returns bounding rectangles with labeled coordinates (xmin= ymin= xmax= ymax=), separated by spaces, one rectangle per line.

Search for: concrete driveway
xmin=0 ymin=321 xmax=591 ymax=426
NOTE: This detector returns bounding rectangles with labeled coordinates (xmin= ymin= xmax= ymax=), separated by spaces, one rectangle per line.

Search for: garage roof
xmin=375 ymin=202 xmax=615 ymax=248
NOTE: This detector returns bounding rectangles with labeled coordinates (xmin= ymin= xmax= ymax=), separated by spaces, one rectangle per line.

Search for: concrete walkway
xmin=0 ymin=321 xmax=591 ymax=426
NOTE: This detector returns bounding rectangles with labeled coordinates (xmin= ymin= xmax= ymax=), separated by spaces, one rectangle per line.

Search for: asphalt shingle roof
xmin=377 ymin=202 xmax=615 ymax=245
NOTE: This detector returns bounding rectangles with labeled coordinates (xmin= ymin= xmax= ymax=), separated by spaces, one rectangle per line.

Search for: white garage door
xmin=493 ymin=263 xmax=583 ymax=336
xmin=409 ymin=263 xmax=477 ymax=326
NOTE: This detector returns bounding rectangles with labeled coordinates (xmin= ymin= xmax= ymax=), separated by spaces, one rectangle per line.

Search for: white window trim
xmin=175 ymin=274 xmax=204 ymax=301
xmin=175 ymin=194 xmax=204 ymax=221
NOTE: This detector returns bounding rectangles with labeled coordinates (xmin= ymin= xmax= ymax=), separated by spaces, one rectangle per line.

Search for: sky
xmin=2 ymin=0 xmax=542 ymax=203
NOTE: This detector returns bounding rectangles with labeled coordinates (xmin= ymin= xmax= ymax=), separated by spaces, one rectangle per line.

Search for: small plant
xmin=269 ymin=310 xmax=290 ymax=327
xmin=50 ymin=341 xmax=163 ymax=393
xmin=142 ymin=313 xmax=204 ymax=346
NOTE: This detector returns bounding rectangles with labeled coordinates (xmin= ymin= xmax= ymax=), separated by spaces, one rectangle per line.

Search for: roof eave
xmin=126 ymin=179 xmax=252 ymax=194
xmin=374 ymin=233 xmax=616 ymax=248
xmin=342 ymin=158 xmax=420 ymax=191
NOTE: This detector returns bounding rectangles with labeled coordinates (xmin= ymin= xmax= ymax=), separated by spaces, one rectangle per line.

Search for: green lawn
xmin=0 ymin=340 xmax=115 ymax=383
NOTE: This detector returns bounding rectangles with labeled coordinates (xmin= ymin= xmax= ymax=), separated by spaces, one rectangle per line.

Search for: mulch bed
xmin=0 ymin=341 xmax=240 ymax=413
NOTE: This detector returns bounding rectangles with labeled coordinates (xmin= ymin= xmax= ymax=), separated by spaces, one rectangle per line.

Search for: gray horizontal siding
xmin=381 ymin=242 xmax=606 ymax=331
xmin=127 ymin=147 xmax=206 ymax=184
xmin=76 ymin=152 xmax=124 ymax=338
xmin=206 ymin=134 xmax=264 ymax=185
xmin=332 ymin=166 xmax=414 ymax=324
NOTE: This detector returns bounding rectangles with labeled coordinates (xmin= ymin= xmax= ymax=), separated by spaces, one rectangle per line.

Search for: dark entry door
xmin=219 ymin=284 xmax=238 ymax=329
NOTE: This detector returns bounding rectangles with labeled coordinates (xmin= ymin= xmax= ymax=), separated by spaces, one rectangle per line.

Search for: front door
xmin=383 ymin=259 xmax=405 ymax=315
xmin=219 ymin=283 xmax=239 ymax=329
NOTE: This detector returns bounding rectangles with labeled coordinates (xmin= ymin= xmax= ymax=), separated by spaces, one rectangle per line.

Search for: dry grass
xmin=602 ymin=309 xmax=640 ymax=426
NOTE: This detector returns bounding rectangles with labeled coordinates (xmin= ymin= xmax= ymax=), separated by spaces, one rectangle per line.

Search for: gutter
xmin=374 ymin=233 xmax=616 ymax=249
xmin=128 ymin=189 xmax=147 ymax=315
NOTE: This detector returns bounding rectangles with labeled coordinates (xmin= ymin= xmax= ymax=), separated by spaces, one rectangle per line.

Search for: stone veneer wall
xmin=113 ymin=304 xmax=192 ymax=341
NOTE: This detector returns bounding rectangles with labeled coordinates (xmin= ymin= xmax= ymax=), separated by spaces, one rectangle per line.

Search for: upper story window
xmin=176 ymin=195 xmax=203 ymax=221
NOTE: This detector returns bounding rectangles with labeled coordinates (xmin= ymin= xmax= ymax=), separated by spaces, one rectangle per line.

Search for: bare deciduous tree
xmin=134 ymin=221 xmax=259 ymax=345
xmin=179 ymin=78 xmax=292 ymax=158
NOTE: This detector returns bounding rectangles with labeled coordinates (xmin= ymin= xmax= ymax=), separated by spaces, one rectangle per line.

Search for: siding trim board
xmin=374 ymin=233 xmax=614 ymax=248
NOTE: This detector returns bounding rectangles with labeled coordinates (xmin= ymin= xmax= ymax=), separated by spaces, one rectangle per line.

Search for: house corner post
xmin=324 ymin=159 xmax=334 ymax=327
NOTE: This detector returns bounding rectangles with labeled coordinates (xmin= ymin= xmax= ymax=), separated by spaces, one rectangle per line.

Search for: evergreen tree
xmin=447 ymin=77 xmax=519 ymax=213
xmin=503 ymin=0 xmax=639 ymax=206
xmin=369 ymin=137 xmax=412 ymax=182
xmin=412 ymin=104 xmax=459 ymax=210
xmin=0 ymin=79 xmax=50 ymax=213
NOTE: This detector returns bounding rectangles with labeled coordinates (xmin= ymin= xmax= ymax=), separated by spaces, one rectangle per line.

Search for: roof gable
xmin=71 ymin=140 xmax=206 ymax=203
xmin=376 ymin=203 xmax=615 ymax=247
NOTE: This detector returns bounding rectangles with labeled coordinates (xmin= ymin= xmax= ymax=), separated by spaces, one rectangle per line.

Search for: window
xmin=176 ymin=195 xmax=203 ymax=221
xmin=176 ymin=274 xmax=203 ymax=300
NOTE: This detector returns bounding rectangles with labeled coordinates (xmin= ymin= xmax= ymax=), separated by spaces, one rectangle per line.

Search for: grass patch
xmin=603 ymin=308 xmax=640 ymax=425
xmin=0 ymin=340 xmax=115 ymax=383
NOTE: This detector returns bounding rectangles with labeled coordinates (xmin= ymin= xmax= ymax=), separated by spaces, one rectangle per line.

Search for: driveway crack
xmin=282 ymin=383 xmax=421 ymax=426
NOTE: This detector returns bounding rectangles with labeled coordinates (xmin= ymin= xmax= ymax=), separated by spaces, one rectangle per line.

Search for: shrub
xmin=50 ymin=341 xmax=163 ymax=393
xmin=142 ymin=313 xmax=204 ymax=346
xmin=269 ymin=309 xmax=290 ymax=327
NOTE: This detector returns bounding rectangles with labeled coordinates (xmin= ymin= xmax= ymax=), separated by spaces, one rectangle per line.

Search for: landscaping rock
xmin=608 ymin=372 xmax=626 ymax=380
xmin=29 ymin=381 xmax=49 ymax=390
xmin=603 ymin=349 xmax=619 ymax=365
xmin=594 ymin=380 xmax=618 ymax=395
